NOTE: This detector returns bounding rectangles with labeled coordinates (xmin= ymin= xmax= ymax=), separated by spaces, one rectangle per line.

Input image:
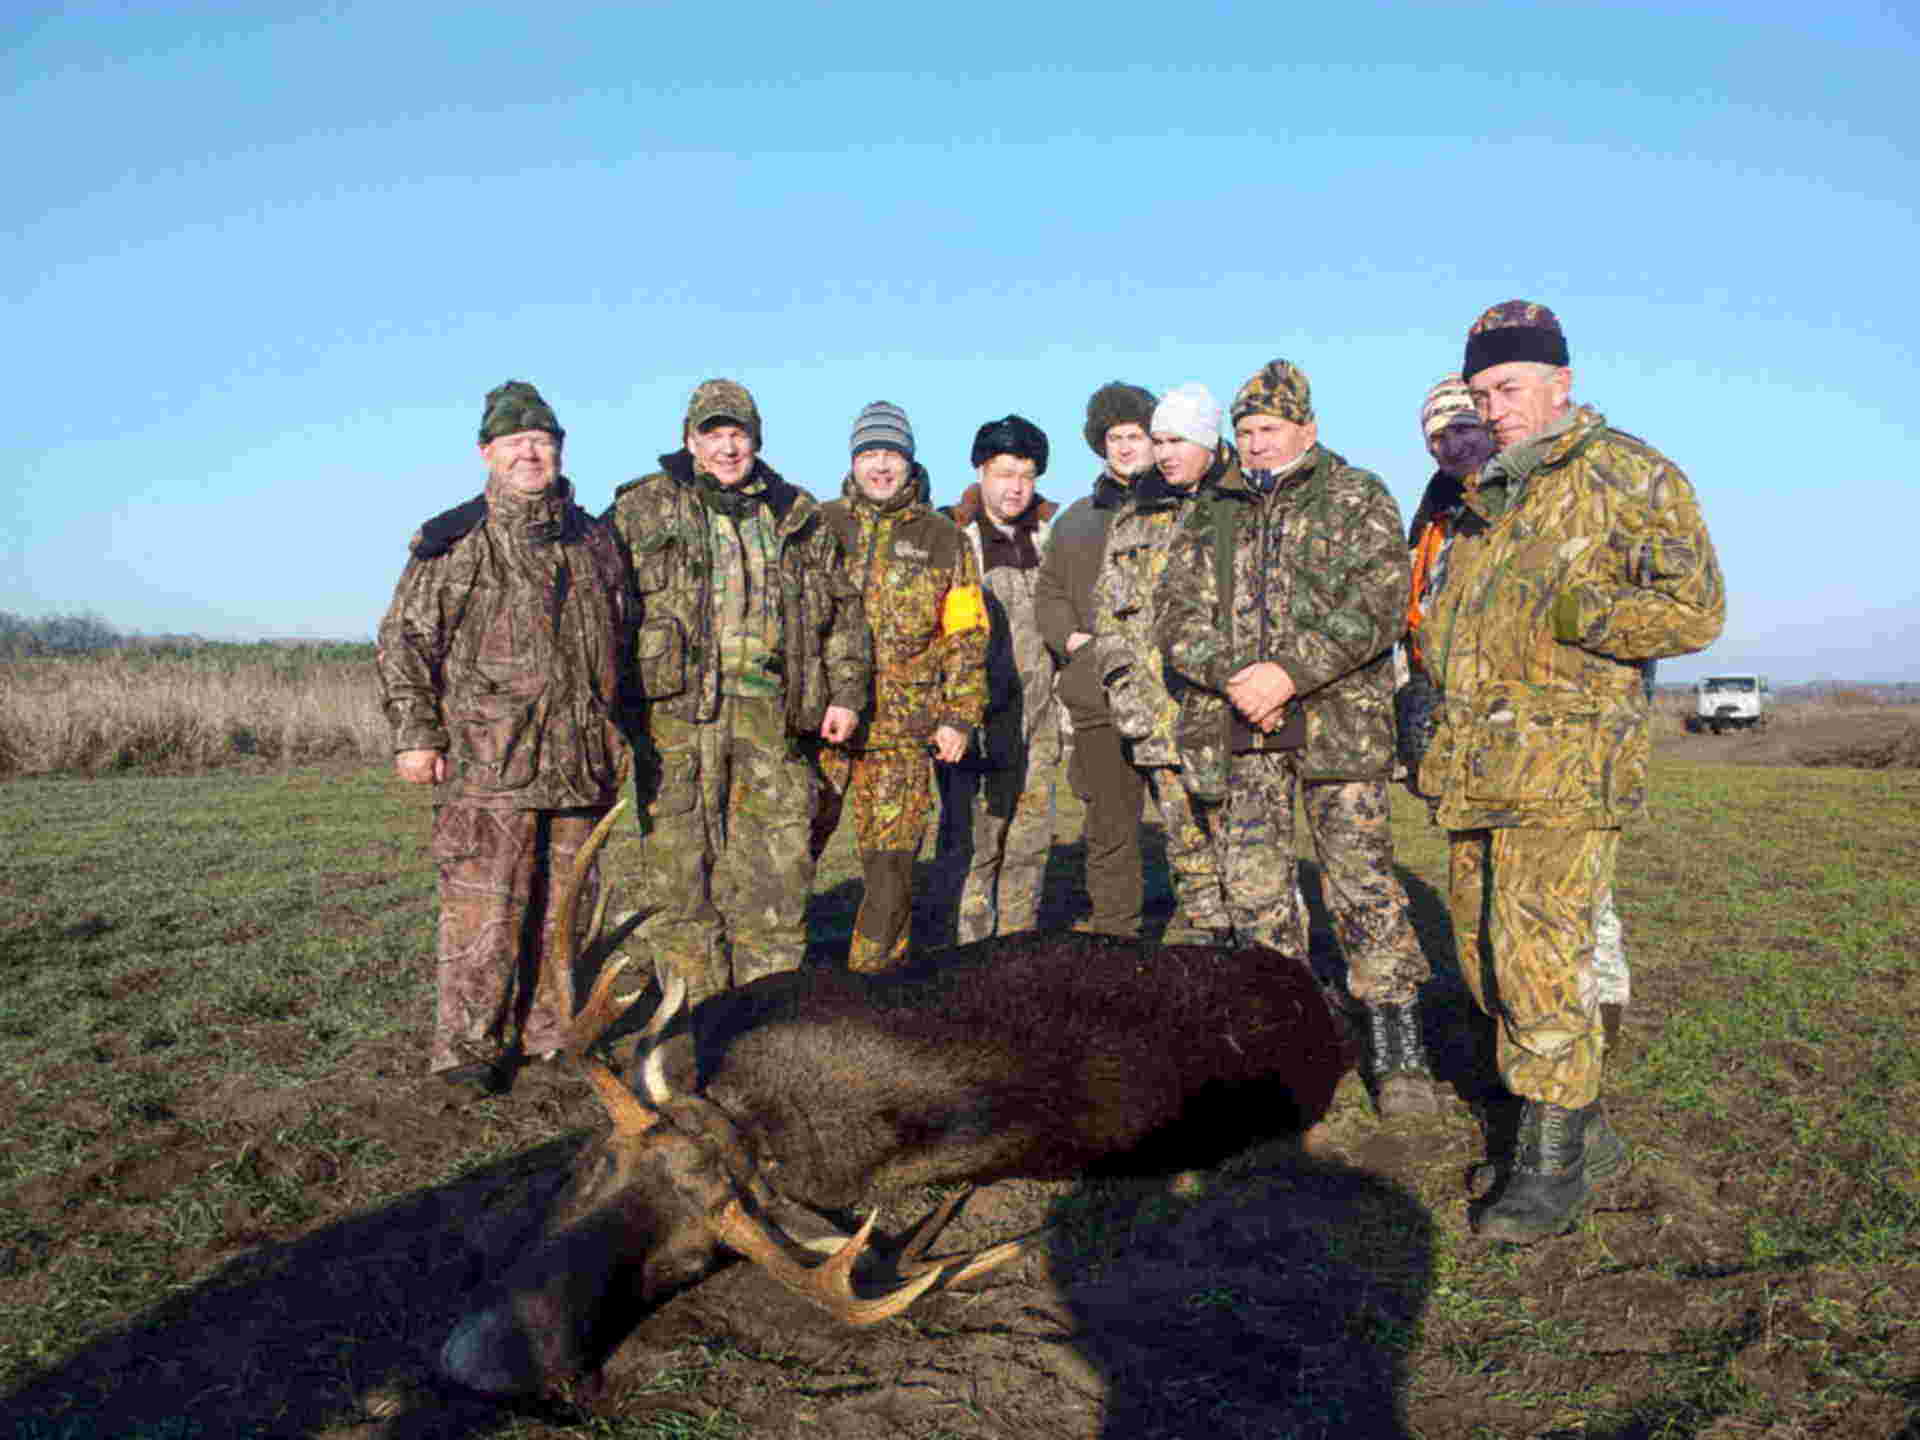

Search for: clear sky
xmin=6 ymin=1 xmax=1916 ymax=684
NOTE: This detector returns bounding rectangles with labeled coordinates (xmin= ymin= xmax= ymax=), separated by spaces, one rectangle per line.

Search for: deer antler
xmin=710 ymin=1199 xmax=945 ymax=1326
xmin=894 ymin=1188 xmax=1037 ymax=1287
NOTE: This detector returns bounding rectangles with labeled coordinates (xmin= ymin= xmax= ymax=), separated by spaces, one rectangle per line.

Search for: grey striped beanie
xmin=850 ymin=400 xmax=914 ymax=460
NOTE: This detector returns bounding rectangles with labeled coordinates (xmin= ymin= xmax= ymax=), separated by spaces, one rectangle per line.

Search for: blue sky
xmin=6 ymin=0 xmax=1916 ymax=683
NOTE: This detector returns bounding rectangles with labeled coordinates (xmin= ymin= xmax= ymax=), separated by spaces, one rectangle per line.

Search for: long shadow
xmin=1 ymin=1143 xmax=591 ymax=1439
xmin=1051 ymin=1144 xmax=1433 ymax=1439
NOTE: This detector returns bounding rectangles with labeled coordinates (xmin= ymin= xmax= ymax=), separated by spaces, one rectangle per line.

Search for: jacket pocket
xmin=634 ymin=616 xmax=688 ymax=700
xmin=1173 ymin=690 xmax=1230 ymax=804
xmin=1460 ymin=685 xmax=1600 ymax=809
xmin=455 ymin=692 xmax=541 ymax=792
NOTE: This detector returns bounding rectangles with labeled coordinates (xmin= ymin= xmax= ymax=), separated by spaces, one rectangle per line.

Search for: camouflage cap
xmin=478 ymin=380 xmax=564 ymax=444
xmin=1462 ymin=300 xmax=1569 ymax=380
xmin=685 ymin=378 xmax=762 ymax=445
xmin=1230 ymin=359 xmax=1314 ymax=427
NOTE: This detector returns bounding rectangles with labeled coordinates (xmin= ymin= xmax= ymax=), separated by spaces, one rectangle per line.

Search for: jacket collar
xmin=660 ymin=448 xmax=806 ymax=528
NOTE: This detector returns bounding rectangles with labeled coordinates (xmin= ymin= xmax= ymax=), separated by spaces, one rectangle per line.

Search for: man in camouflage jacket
xmin=605 ymin=380 xmax=870 ymax=1002
xmin=813 ymin=402 xmax=989 ymax=970
xmin=1089 ymin=383 xmax=1234 ymax=943
xmin=1422 ymin=302 xmax=1724 ymax=1243
xmin=934 ymin=415 xmax=1060 ymax=944
xmin=377 ymin=381 xmax=631 ymax=1092
xmin=1153 ymin=361 xmax=1437 ymax=1119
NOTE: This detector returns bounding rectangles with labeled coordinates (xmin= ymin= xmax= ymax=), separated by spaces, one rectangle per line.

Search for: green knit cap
xmin=478 ymin=380 xmax=564 ymax=444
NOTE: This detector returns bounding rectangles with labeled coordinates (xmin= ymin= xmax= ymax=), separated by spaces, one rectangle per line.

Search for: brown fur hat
xmin=1082 ymin=381 xmax=1157 ymax=457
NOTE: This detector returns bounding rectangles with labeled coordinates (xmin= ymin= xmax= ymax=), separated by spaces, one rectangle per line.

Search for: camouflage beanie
xmin=1231 ymin=360 xmax=1314 ymax=427
xmin=685 ymin=378 xmax=762 ymax=446
xmin=850 ymin=400 xmax=914 ymax=460
xmin=971 ymin=414 xmax=1049 ymax=475
xmin=1082 ymin=381 xmax=1157 ymax=456
xmin=478 ymin=380 xmax=564 ymax=444
xmin=1420 ymin=376 xmax=1478 ymax=438
xmin=1463 ymin=300 xmax=1569 ymax=381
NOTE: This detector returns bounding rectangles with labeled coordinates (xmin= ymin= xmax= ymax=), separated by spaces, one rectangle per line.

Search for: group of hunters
xmin=376 ymin=298 xmax=1726 ymax=1245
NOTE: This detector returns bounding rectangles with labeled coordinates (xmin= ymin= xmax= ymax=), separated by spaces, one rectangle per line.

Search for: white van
xmin=1693 ymin=674 xmax=1769 ymax=733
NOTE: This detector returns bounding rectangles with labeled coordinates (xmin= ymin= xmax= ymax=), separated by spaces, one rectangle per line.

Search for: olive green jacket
xmin=1417 ymin=406 xmax=1724 ymax=829
xmin=605 ymin=451 xmax=871 ymax=737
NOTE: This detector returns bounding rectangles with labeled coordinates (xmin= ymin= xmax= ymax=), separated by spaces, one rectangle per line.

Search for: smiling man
xmin=1422 ymin=301 xmax=1725 ymax=1242
xmin=813 ymin=401 xmax=988 ymax=970
xmin=377 ymin=381 xmax=631 ymax=1095
xmin=606 ymin=379 xmax=870 ymax=1002
xmin=1153 ymin=361 xmax=1434 ymax=1119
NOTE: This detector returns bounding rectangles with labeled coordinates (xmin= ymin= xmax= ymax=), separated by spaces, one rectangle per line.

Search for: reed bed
xmin=0 ymin=650 xmax=387 ymax=777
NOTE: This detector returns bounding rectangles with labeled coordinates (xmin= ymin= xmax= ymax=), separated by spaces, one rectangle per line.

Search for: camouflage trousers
xmin=1066 ymin=724 xmax=1145 ymax=938
xmin=1593 ymin=885 xmax=1630 ymax=1007
xmin=933 ymin=729 xmax=1058 ymax=945
xmin=429 ymin=802 xmax=606 ymax=1074
xmin=1193 ymin=757 xmax=1428 ymax=1005
xmin=624 ymin=697 xmax=816 ymax=1004
xmin=1447 ymin=826 xmax=1618 ymax=1109
xmin=1140 ymin=764 xmax=1231 ymax=939
xmin=813 ymin=744 xmax=934 ymax=972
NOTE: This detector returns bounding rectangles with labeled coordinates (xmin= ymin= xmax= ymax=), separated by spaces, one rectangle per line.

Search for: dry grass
xmin=0 ymin=650 xmax=386 ymax=777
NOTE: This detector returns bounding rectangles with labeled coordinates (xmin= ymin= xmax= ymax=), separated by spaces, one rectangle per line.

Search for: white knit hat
xmin=1150 ymin=382 xmax=1220 ymax=450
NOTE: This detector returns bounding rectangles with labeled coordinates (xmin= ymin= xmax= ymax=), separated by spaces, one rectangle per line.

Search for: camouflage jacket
xmin=1091 ymin=453 xmax=1235 ymax=766
xmin=820 ymin=472 xmax=989 ymax=749
xmin=605 ymin=451 xmax=870 ymax=736
xmin=952 ymin=490 xmax=1062 ymax=768
xmin=1153 ymin=444 xmax=1409 ymax=798
xmin=376 ymin=478 xmax=631 ymax=809
xmin=1418 ymin=406 xmax=1724 ymax=829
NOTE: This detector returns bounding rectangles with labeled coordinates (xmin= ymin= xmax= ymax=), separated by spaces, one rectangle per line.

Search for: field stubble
xmin=0 ymin=731 xmax=1916 ymax=1437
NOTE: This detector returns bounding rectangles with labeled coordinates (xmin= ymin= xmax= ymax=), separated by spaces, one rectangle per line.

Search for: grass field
xmin=1 ymin=740 xmax=1916 ymax=1437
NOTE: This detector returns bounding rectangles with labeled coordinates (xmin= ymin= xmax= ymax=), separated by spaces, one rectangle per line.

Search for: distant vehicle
xmin=1693 ymin=673 xmax=1769 ymax=734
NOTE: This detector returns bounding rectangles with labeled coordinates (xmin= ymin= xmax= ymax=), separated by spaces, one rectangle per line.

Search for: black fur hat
xmin=970 ymin=414 xmax=1049 ymax=476
xmin=1082 ymin=381 xmax=1156 ymax=457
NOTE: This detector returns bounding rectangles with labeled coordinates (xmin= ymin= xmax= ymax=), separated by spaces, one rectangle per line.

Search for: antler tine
xmin=711 ymin=1199 xmax=944 ymax=1326
xmin=553 ymin=797 xmax=630 ymax=994
xmin=895 ymin=1187 xmax=1039 ymax=1286
xmin=637 ymin=969 xmax=687 ymax=1107
xmin=567 ymin=955 xmax=644 ymax=1060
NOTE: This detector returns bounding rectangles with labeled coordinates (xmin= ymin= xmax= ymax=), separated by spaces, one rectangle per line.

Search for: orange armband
xmin=941 ymin=583 xmax=987 ymax=637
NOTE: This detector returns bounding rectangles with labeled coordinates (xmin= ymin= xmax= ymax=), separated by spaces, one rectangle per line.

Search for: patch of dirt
xmin=1660 ymin=710 xmax=1920 ymax=768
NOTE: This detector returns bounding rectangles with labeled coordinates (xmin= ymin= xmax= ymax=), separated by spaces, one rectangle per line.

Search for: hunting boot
xmin=1471 ymin=1099 xmax=1593 ymax=1243
xmin=1364 ymin=1002 xmax=1442 ymax=1119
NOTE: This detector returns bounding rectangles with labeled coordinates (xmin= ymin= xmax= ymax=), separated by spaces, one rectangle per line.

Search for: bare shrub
xmin=0 ymin=652 xmax=388 ymax=778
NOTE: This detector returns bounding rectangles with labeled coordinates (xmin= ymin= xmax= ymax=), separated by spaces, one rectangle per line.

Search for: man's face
xmin=1233 ymin=414 xmax=1316 ymax=473
xmin=1151 ymin=434 xmax=1214 ymax=490
xmin=480 ymin=429 xmax=560 ymax=498
xmin=1104 ymin=422 xmax=1154 ymax=480
xmin=978 ymin=455 xmax=1037 ymax=526
xmin=1426 ymin=415 xmax=1497 ymax=478
xmin=1468 ymin=362 xmax=1572 ymax=450
xmin=687 ymin=420 xmax=757 ymax=488
xmin=851 ymin=447 xmax=910 ymax=505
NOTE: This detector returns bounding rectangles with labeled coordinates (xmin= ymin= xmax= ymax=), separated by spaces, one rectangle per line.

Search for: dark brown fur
xmin=442 ymin=932 xmax=1352 ymax=1395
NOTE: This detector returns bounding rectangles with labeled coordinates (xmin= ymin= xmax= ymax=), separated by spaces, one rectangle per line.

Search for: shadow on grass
xmin=1050 ymin=1147 xmax=1434 ymax=1440
xmin=1 ymin=1141 xmax=587 ymax=1439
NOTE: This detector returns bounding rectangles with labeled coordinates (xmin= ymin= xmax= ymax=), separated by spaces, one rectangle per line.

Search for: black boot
xmin=1364 ymin=1002 xmax=1442 ymax=1119
xmin=1471 ymin=1099 xmax=1592 ymax=1243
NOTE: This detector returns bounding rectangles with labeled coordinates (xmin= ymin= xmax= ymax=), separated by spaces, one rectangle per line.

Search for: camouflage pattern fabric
xmin=622 ymin=698 xmax=818 ymax=1004
xmin=685 ymin=378 xmax=762 ymax=443
xmin=1591 ymin=884 xmax=1630 ymax=1008
xmin=1447 ymin=826 xmax=1617 ymax=1109
xmin=1301 ymin=779 xmax=1429 ymax=1006
xmin=1417 ymin=406 xmax=1725 ymax=830
xmin=1154 ymin=445 xmax=1409 ymax=795
xmin=705 ymin=478 xmax=785 ymax=700
xmin=814 ymin=744 xmax=934 ymax=970
xmin=1091 ymin=475 xmax=1213 ymax=765
xmin=605 ymin=451 xmax=870 ymax=739
xmin=1141 ymin=765 xmax=1230 ymax=939
xmin=429 ymin=803 xmax=605 ymax=1073
xmin=934 ymin=729 xmax=1057 ymax=944
xmin=820 ymin=476 xmax=989 ymax=748
xmin=478 ymin=380 xmax=564 ymax=444
xmin=377 ymin=478 xmax=630 ymax=809
xmin=1193 ymin=752 xmax=1312 ymax=957
xmin=1229 ymin=359 xmax=1315 ymax=426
